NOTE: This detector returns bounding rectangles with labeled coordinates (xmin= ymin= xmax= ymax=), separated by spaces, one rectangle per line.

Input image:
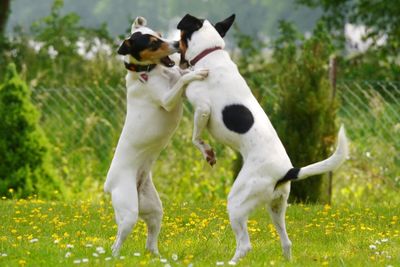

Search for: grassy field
xmin=0 ymin=198 xmax=398 ymax=267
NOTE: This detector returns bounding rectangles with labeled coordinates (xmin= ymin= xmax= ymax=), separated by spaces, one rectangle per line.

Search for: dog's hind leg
xmin=267 ymin=195 xmax=292 ymax=260
xmin=110 ymin=177 xmax=139 ymax=256
xmin=138 ymin=172 xmax=163 ymax=255
xmin=227 ymin=178 xmax=260 ymax=263
xmin=191 ymin=104 xmax=216 ymax=166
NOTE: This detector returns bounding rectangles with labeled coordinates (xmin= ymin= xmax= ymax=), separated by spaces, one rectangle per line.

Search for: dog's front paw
xmin=205 ymin=148 xmax=216 ymax=166
xmin=194 ymin=68 xmax=209 ymax=80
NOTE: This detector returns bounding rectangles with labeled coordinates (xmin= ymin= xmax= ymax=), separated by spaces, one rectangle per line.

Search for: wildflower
xmin=54 ymin=240 xmax=60 ymax=244
xmin=1 ymin=253 xmax=7 ymax=257
xmin=85 ymin=244 xmax=93 ymax=248
xmin=65 ymin=252 xmax=72 ymax=258
xmin=119 ymin=256 xmax=125 ymax=260
xmin=369 ymin=245 xmax=377 ymax=250
xmin=171 ymin=253 xmax=178 ymax=261
xmin=160 ymin=258 xmax=168 ymax=263
xmin=216 ymin=261 xmax=225 ymax=265
xmin=228 ymin=261 xmax=237 ymax=265
xmin=92 ymin=253 xmax=99 ymax=257
xmin=96 ymin=246 xmax=105 ymax=254
xmin=29 ymin=238 xmax=39 ymax=243
xmin=82 ymin=258 xmax=89 ymax=263
xmin=381 ymin=238 xmax=389 ymax=243
xmin=134 ymin=252 xmax=141 ymax=257
xmin=105 ymin=257 xmax=112 ymax=261
xmin=18 ymin=259 xmax=26 ymax=266
xmin=67 ymin=244 xmax=74 ymax=249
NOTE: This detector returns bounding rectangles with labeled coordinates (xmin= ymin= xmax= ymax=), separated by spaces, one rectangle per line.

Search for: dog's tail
xmin=274 ymin=125 xmax=349 ymax=189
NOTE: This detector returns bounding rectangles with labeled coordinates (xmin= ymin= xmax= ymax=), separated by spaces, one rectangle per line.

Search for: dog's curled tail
xmin=275 ymin=125 xmax=349 ymax=189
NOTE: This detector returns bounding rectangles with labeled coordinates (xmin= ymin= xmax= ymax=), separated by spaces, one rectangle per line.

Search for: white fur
xmin=183 ymin=19 xmax=349 ymax=263
xmin=104 ymin=20 xmax=208 ymax=257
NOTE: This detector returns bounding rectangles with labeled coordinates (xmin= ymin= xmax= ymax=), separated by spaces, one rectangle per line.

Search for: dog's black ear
xmin=117 ymin=40 xmax=131 ymax=55
xmin=177 ymin=14 xmax=204 ymax=32
xmin=215 ymin=14 xmax=235 ymax=37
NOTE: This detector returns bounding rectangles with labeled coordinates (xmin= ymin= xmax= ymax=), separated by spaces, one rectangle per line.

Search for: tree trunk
xmin=0 ymin=0 xmax=11 ymax=38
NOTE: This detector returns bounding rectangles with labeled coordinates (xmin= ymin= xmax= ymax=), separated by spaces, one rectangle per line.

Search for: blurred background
xmin=0 ymin=0 xmax=399 ymax=205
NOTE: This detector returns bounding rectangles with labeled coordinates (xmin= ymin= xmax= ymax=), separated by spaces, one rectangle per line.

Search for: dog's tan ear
xmin=131 ymin=16 xmax=147 ymax=33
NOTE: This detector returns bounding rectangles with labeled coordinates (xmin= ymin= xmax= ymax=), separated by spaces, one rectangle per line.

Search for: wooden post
xmin=328 ymin=55 xmax=337 ymax=204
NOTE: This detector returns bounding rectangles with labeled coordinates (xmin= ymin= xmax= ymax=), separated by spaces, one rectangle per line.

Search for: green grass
xmin=0 ymin=198 xmax=399 ymax=266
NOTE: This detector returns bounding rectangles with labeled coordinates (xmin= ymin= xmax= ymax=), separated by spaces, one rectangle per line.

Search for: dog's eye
xmin=149 ymin=40 xmax=161 ymax=51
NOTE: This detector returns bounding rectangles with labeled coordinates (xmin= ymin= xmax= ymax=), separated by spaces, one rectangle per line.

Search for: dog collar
xmin=124 ymin=62 xmax=157 ymax=73
xmin=124 ymin=62 xmax=157 ymax=83
xmin=189 ymin=46 xmax=222 ymax=66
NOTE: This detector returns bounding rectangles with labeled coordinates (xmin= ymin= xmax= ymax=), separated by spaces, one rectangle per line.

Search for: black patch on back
xmin=274 ymin=167 xmax=301 ymax=189
xmin=222 ymin=104 xmax=254 ymax=134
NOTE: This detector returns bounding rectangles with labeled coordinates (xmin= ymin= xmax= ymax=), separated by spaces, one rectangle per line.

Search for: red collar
xmin=189 ymin=47 xmax=222 ymax=66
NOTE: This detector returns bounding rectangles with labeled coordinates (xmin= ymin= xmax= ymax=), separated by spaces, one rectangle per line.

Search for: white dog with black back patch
xmin=177 ymin=14 xmax=348 ymax=263
xmin=104 ymin=17 xmax=208 ymax=256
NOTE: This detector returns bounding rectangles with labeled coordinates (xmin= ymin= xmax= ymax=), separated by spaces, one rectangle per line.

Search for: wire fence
xmin=31 ymin=80 xmax=400 ymax=181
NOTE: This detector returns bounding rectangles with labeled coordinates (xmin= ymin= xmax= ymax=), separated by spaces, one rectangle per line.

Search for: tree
xmin=296 ymin=0 xmax=400 ymax=80
xmin=0 ymin=63 xmax=65 ymax=198
xmin=0 ymin=0 xmax=11 ymax=38
xmin=273 ymin=21 xmax=337 ymax=203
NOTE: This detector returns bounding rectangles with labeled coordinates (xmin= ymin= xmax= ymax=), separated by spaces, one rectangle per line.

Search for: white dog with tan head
xmin=104 ymin=17 xmax=208 ymax=256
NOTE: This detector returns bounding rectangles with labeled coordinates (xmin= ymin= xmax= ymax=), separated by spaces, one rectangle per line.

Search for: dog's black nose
xmin=173 ymin=41 xmax=180 ymax=49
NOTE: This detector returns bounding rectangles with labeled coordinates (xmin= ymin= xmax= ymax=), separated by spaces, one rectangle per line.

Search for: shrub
xmin=273 ymin=21 xmax=337 ymax=203
xmin=0 ymin=63 xmax=64 ymax=198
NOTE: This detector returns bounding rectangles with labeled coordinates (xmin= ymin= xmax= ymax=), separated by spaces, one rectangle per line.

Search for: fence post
xmin=328 ymin=55 xmax=337 ymax=204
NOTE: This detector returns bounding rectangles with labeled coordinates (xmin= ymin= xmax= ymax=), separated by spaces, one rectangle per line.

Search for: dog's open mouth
xmin=160 ymin=56 xmax=175 ymax=67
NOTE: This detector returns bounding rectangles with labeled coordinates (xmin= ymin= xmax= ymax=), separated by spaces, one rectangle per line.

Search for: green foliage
xmin=296 ymin=0 xmax=400 ymax=80
xmin=0 ymin=0 xmax=122 ymax=89
xmin=0 ymin=63 xmax=64 ymax=199
xmin=273 ymin=21 xmax=337 ymax=203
